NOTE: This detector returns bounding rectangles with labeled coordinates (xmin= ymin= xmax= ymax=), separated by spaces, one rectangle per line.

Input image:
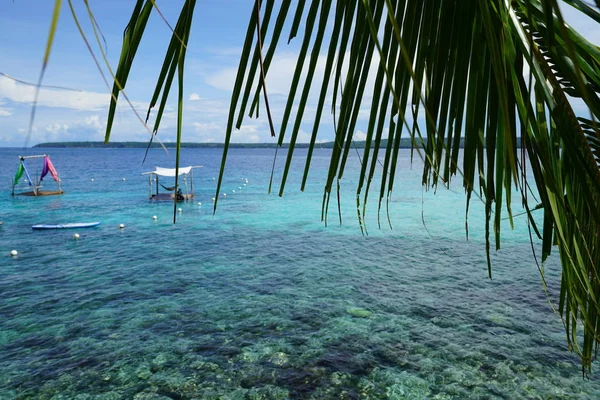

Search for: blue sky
xmin=0 ymin=1 xmax=598 ymax=147
xmin=0 ymin=0 xmax=303 ymax=146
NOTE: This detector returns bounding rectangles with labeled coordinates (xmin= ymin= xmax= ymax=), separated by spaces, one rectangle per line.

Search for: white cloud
xmin=204 ymin=50 xmax=380 ymax=131
xmin=185 ymin=97 xmax=232 ymax=120
xmin=85 ymin=114 xmax=104 ymax=130
xmin=206 ymin=68 xmax=236 ymax=92
xmin=205 ymin=47 xmax=243 ymax=57
xmin=188 ymin=93 xmax=201 ymax=101
xmin=9 ymin=113 xmax=112 ymax=145
xmin=189 ymin=119 xmax=273 ymax=143
xmin=0 ymin=76 xmax=146 ymax=113
xmin=0 ymin=99 xmax=11 ymax=116
xmin=46 ymin=123 xmax=69 ymax=135
xmin=193 ymin=121 xmax=221 ymax=132
xmin=39 ymin=123 xmax=70 ymax=142
xmin=0 ymin=76 xmax=110 ymax=111
xmin=239 ymin=125 xmax=257 ymax=133
xmin=232 ymin=125 xmax=263 ymax=143
xmin=355 ymin=130 xmax=367 ymax=141
xmin=206 ymin=52 xmax=331 ymax=96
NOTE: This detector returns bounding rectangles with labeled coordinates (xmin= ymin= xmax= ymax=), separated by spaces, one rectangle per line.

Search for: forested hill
xmin=33 ymin=138 xmax=466 ymax=149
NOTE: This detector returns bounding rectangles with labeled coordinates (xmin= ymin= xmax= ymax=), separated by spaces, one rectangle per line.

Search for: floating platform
xmin=17 ymin=190 xmax=64 ymax=197
xmin=150 ymin=193 xmax=194 ymax=201
xmin=32 ymin=222 xmax=101 ymax=230
xmin=11 ymin=155 xmax=63 ymax=197
xmin=143 ymin=165 xmax=202 ymax=202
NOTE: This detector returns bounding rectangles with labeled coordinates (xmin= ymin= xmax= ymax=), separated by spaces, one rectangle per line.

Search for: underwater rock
xmin=94 ymin=393 xmax=122 ymax=400
xmin=241 ymin=344 xmax=276 ymax=363
xmin=331 ymin=371 xmax=351 ymax=386
xmin=220 ymin=388 xmax=249 ymax=400
xmin=241 ymin=348 xmax=261 ymax=363
xmin=217 ymin=346 xmax=242 ymax=357
xmin=0 ymin=329 xmax=19 ymax=346
xmin=132 ymin=393 xmax=173 ymax=400
xmin=136 ymin=364 xmax=152 ymax=380
xmin=190 ymin=360 xmax=221 ymax=372
xmin=0 ymin=391 xmax=17 ymax=400
xmin=358 ymin=377 xmax=377 ymax=397
xmin=246 ymin=385 xmax=289 ymax=400
xmin=269 ymin=352 xmax=289 ymax=366
xmin=431 ymin=393 xmax=454 ymax=400
xmin=486 ymin=312 xmax=511 ymax=328
xmin=346 ymin=307 xmax=372 ymax=318
xmin=152 ymin=353 xmax=169 ymax=369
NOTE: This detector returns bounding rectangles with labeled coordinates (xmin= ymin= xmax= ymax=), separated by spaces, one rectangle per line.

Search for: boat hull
xmin=32 ymin=222 xmax=101 ymax=230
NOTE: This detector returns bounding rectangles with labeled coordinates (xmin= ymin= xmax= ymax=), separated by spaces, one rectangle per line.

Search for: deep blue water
xmin=0 ymin=147 xmax=599 ymax=399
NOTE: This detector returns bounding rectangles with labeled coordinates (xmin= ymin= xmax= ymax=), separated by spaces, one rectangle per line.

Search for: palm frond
xmin=98 ymin=0 xmax=600 ymax=372
xmin=225 ymin=0 xmax=600 ymax=372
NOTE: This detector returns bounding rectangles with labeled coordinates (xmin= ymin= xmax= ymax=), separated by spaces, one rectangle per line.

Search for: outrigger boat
xmin=142 ymin=166 xmax=202 ymax=201
xmin=12 ymin=155 xmax=63 ymax=196
xmin=32 ymin=222 xmax=101 ymax=230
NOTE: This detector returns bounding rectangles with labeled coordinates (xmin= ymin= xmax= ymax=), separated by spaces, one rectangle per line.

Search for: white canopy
xmin=142 ymin=166 xmax=201 ymax=177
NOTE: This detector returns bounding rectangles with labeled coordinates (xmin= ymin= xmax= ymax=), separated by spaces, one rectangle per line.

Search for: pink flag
xmin=46 ymin=156 xmax=59 ymax=182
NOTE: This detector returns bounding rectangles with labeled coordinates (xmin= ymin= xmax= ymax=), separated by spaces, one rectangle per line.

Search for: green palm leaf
xmin=96 ymin=0 xmax=600 ymax=372
xmin=223 ymin=0 xmax=600 ymax=372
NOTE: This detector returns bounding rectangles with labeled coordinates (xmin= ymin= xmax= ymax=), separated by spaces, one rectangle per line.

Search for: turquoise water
xmin=0 ymin=147 xmax=599 ymax=399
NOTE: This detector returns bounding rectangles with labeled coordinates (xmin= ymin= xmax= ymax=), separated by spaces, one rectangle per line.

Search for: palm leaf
xmin=225 ymin=0 xmax=600 ymax=372
xmin=98 ymin=0 xmax=600 ymax=372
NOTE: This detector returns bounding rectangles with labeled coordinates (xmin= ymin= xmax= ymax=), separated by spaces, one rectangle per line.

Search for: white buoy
xmin=197 ymin=202 xmax=202 ymax=206
xmin=212 ymin=177 xmax=216 ymax=180
xmin=212 ymin=197 xmax=215 ymax=202
xmin=91 ymin=178 xmax=94 ymax=182
xmin=73 ymin=233 xmax=80 ymax=240
xmin=10 ymin=250 xmax=18 ymax=257
xmin=232 ymin=190 xmax=235 ymax=193
xmin=152 ymin=215 xmax=158 ymax=220
xmin=178 ymin=208 xmax=182 ymax=213
xmin=122 ymin=178 xmax=126 ymax=181
xmin=223 ymin=193 xmax=227 ymax=197
xmin=238 ymin=187 xmax=242 ymax=190
xmin=119 ymin=224 xmax=125 ymax=229
xmin=243 ymin=183 xmax=247 ymax=187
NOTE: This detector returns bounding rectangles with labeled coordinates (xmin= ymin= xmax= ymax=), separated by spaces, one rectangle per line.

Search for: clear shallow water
xmin=0 ymin=147 xmax=598 ymax=399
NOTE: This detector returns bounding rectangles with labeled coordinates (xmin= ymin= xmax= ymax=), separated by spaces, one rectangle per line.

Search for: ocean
xmin=0 ymin=147 xmax=599 ymax=399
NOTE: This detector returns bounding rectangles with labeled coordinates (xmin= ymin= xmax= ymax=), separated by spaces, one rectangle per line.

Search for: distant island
xmin=34 ymin=138 xmax=438 ymax=149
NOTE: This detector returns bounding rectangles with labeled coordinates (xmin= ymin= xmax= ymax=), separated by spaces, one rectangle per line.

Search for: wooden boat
xmin=142 ymin=166 xmax=202 ymax=201
xmin=32 ymin=222 xmax=101 ymax=230
xmin=11 ymin=155 xmax=63 ymax=196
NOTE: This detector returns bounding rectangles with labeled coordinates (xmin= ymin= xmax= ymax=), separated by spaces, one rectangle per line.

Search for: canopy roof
xmin=142 ymin=166 xmax=201 ymax=177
